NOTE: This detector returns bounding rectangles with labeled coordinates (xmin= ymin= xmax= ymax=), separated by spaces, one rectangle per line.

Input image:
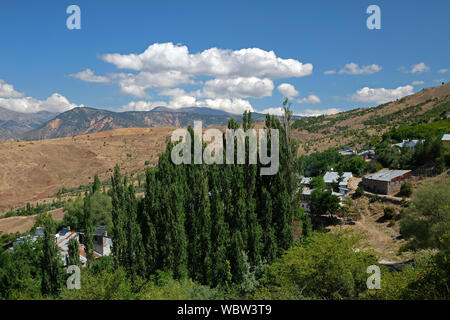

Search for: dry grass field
xmin=0 ymin=127 xmax=175 ymax=213
xmin=0 ymin=208 xmax=64 ymax=235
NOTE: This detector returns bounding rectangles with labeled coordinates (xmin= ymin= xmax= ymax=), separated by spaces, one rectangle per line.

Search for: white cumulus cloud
xmin=69 ymin=69 xmax=110 ymax=83
xmin=277 ymin=83 xmax=299 ymax=99
xmin=297 ymin=94 xmax=320 ymax=104
xmin=0 ymin=79 xmax=24 ymax=98
xmin=199 ymin=77 xmax=274 ymax=99
xmin=297 ymin=108 xmax=341 ymax=117
xmin=0 ymin=93 xmax=83 ymax=113
xmin=158 ymin=88 xmax=253 ymax=114
xmin=112 ymin=71 xmax=195 ymax=98
xmin=119 ymin=100 xmax=168 ymax=112
xmin=410 ymin=62 xmax=430 ymax=74
xmin=259 ymin=107 xmax=340 ymax=117
xmin=439 ymin=68 xmax=450 ymax=74
xmin=338 ymin=62 xmax=382 ymax=75
xmin=352 ymin=85 xmax=414 ymax=104
xmin=0 ymin=79 xmax=83 ymax=113
xmin=102 ymin=42 xmax=313 ymax=78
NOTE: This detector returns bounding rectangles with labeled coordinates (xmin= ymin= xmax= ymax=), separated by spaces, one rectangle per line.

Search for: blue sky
xmin=0 ymin=0 xmax=449 ymax=115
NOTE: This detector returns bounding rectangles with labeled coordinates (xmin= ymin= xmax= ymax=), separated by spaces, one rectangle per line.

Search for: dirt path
xmin=330 ymin=196 xmax=412 ymax=262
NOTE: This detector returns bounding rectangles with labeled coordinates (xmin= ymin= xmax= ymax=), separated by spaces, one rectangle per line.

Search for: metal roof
xmin=442 ymin=134 xmax=450 ymax=141
xmin=56 ymin=231 xmax=79 ymax=253
xmin=302 ymin=188 xmax=342 ymax=197
xmin=323 ymin=172 xmax=352 ymax=185
xmin=394 ymin=140 xmax=423 ymax=148
xmin=364 ymin=170 xmax=411 ymax=182
xmin=300 ymin=177 xmax=312 ymax=185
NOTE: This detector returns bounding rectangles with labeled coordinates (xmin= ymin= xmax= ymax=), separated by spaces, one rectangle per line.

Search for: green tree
xmin=400 ymin=175 xmax=450 ymax=250
xmin=67 ymin=238 xmax=80 ymax=267
xmin=310 ymin=189 xmax=341 ymax=218
xmin=253 ymin=231 xmax=378 ymax=299
xmin=92 ymin=175 xmax=101 ymax=194
xmin=41 ymin=222 xmax=62 ymax=296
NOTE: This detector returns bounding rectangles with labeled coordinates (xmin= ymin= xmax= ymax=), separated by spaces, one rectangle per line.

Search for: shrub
xmin=383 ymin=207 xmax=398 ymax=220
xmin=399 ymin=182 xmax=413 ymax=197
xmin=252 ymin=231 xmax=378 ymax=300
xmin=354 ymin=187 xmax=364 ymax=198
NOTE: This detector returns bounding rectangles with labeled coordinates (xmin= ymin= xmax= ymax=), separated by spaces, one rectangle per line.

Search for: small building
xmin=339 ymin=150 xmax=356 ymax=156
xmin=442 ymin=134 xmax=450 ymax=147
xmin=394 ymin=140 xmax=423 ymax=149
xmin=361 ymin=170 xmax=412 ymax=195
xmin=9 ymin=226 xmax=112 ymax=266
xmin=93 ymin=226 xmax=112 ymax=257
xmin=299 ymin=177 xmax=312 ymax=187
xmin=56 ymin=229 xmax=87 ymax=266
xmin=358 ymin=149 xmax=375 ymax=160
xmin=300 ymin=188 xmax=344 ymax=213
xmin=323 ymin=171 xmax=352 ymax=190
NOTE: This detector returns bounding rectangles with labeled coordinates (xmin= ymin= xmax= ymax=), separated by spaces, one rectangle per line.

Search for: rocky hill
xmin=20 ymin=106 xmax=282 ymax=140
xmin=0 ymin=107 xmax=57 ymax=141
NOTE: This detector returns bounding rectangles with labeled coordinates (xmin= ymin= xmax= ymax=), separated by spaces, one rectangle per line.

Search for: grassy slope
xmin=293 ymin=83 xmax=450 ymax=154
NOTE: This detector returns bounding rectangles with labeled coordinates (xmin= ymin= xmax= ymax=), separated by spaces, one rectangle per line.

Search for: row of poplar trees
xmin=109 ymin=100 xmax=311 ymax=287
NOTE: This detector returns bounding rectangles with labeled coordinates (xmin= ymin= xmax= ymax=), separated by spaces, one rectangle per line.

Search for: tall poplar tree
xmin=41 ymin=222 xmax=61 ymax=296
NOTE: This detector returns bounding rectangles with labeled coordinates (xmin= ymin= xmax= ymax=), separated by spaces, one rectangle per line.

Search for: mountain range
xmin=1 ymin=83 xmax=449 ymax=142
xmin=0 ymin=107 xmax=57 ymax=141
xmin=0 ymin=105 xmax=300 ymax=141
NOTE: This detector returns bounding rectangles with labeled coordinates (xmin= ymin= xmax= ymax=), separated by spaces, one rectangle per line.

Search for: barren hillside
xmin=0 ymin=127 xmax=174 ymax=212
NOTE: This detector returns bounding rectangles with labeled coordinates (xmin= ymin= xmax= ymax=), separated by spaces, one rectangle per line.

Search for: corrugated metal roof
xmin=56 ymin=231 xmax=79 ymax=253
xmin=364 ymin=170 xmax=411 ymax=182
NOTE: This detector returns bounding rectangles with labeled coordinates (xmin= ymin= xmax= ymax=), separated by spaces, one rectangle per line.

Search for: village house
xmin=299 ymin=176 xmax=312 ymax=188
xmin=357 ymin=149 xmax=375 ymax=160
xmin=393 ymin=140 xmax=423 ymax=150
xmin=442 ymin=134 xmax=450 ymax=147
xmin=55 ymin=228 xmax=87 ymax=266
xmin=93 ymin=225 xmax=113 ymax=257
xmin=323 ymin=171 xmax=352 ymax=192
xmin=361 ymin=170 xmax=412 ymax=195
xmin=9 ymin=225 xmax=112 ymax=266
xmin=300 ymin=188 xmax=344 ymax=213
xmin=338 ymin=146 xmax=356 ymax=156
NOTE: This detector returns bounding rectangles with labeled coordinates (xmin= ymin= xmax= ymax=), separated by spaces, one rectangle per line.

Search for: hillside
xmin=293 ymin=83 xmax=450 ymax=154
xmin=0 ymin=127 xmax=174 ymax=212
xmin=0 ymin=107 xmax=57 ymax=141
xmin=20 ymin=107 xmax=280 ymax=141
